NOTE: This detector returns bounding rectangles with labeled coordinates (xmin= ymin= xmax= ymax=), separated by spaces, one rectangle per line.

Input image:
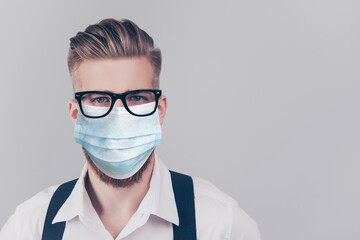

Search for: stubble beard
xmin=82 ymin=147 xmax=152 ymax=188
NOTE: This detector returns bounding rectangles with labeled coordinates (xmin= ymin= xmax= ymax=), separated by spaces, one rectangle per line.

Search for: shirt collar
xmin=53 ymin=153 xmax=179 ymax=226
xmin=145 ymin=154 xmax=179 ymax=225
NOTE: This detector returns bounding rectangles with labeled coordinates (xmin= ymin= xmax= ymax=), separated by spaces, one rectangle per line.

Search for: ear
xmin=157 ymin=95 xmax=167 ymax=126
xmin=68 ymin=99 xmax=79 ymax=125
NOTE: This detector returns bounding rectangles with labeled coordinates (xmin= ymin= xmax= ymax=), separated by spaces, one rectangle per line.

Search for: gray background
xmin=0 ymin=0 xmax=359 ymax=239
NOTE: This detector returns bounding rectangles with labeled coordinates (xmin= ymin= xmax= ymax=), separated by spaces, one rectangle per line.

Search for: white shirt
xmin=0 ymin=154 xmax=261 ymax=240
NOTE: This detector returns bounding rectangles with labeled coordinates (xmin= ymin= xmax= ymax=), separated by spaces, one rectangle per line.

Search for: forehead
xmin=75 ymin=57 xmax=154 ymax=93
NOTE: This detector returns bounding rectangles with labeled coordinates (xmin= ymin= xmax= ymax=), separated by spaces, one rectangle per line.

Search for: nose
xmin=113 ymin=99 xmax=125 ymax=108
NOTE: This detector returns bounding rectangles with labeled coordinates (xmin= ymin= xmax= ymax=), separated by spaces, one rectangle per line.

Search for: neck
xmin=85 ymin=153 xmax=155 ymax=219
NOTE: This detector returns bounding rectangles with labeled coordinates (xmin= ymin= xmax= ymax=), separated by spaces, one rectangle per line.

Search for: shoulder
xmin=0 ymin=184 xmax=59 ymax=240
xmin=16 ymin=184 xmax=59 ymax=214
xmin=192 ymin=176 xmax=261 ymax=240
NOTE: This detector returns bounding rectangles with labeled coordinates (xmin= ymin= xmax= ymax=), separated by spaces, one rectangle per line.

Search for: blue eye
xmin=90 ymin=97 xmax=110 ymax=104
xmin=130 ymin=96 xmax=145 ymax=101
xmin=95 ymin=97 xmax=106 ymax=103
xmin=126 ymin=91 xmax=155 ymax=107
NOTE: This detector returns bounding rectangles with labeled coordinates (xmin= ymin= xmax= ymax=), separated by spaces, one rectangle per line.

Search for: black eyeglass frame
xmin=74 ymin=89 xmax=162 ymax=118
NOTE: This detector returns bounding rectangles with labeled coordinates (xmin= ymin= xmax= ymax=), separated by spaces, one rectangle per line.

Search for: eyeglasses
xmin=75 ymin=89 xmax=162 ymax=118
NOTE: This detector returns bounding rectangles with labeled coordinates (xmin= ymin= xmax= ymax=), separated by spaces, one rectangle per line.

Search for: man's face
xmin=68 ymin=57 xmax=167 ymax=187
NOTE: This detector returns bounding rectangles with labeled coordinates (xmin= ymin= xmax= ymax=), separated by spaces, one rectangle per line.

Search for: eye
xmin=91 ymin=97 xmax=110 ymax=103
xmin=130 ymin=95 xmax=146 ymax=101
xmin=91 ymin=97 xmax=110 ymax=104
xmin=125 ymin=91 xmax=155 ymax=107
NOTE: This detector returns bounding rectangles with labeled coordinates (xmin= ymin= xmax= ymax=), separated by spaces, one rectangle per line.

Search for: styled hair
xmin=67 ymin=18 xmax=162 ymax=90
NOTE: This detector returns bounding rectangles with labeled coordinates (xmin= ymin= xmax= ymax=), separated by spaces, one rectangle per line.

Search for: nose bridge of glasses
xmin=113 ymin=96 xmax=125 ymax=108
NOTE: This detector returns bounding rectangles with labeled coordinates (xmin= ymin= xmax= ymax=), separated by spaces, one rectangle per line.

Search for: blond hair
xmin=67 ymin=18 xmax=162 ymax=90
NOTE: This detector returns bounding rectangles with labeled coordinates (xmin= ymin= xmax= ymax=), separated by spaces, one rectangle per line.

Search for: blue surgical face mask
xmin=74 ymin=102 xmax=162 ymax=179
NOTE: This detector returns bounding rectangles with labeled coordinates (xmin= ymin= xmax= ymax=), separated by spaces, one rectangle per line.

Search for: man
xmin=0 ymin=18 xmax=261 ymax=240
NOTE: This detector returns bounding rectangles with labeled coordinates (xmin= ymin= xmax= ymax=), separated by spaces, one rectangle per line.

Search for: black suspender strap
xmin=42 ymin=171 xmax=197 ymax=239
xmin=169 ymin=170 xmax=197 ymax=240
xmin=41 ymin=179 xmax=78 ymax=240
